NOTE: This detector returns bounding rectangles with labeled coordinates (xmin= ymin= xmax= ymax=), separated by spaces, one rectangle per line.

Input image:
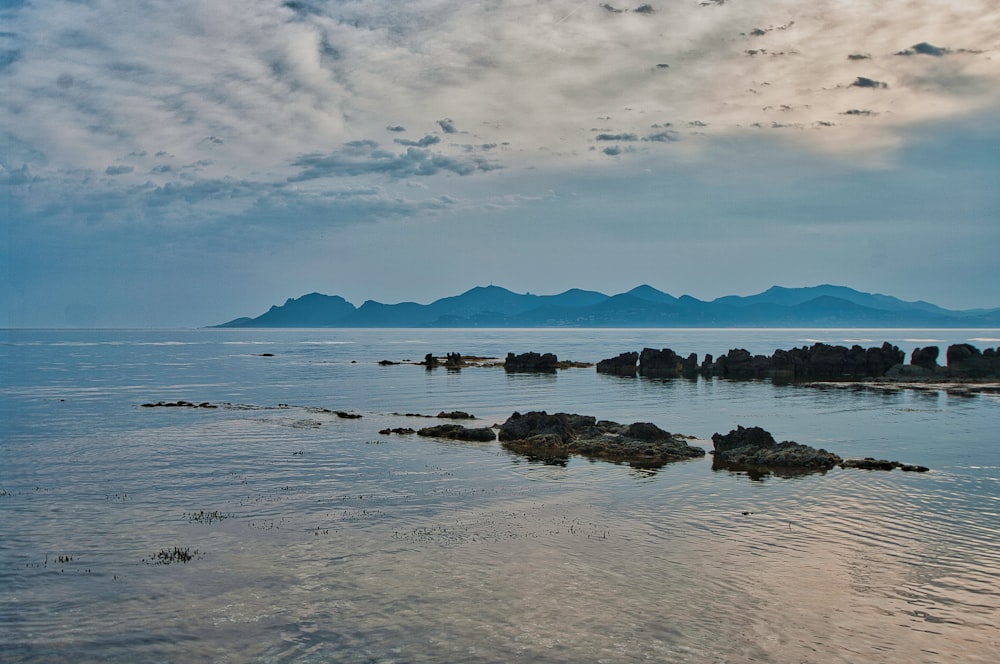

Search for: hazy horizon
xmin=3 ymin=1 xmax=999 ymax=327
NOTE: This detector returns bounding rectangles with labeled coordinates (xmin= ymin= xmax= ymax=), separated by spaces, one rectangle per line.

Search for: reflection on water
xmin=1 ymin=329 xmax=999 ymax=663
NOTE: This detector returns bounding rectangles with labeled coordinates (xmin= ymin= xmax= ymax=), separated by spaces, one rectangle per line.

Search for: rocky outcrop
xmin=946 ymin=344 xmax=997 ymax=378
xmin=730 ymin=342 xmax=905 ymax=380
xmin=911 ymin=346 xmax=939 ymax=370
xmin=712 ymin=426 xmax=931 ymax=475
xmin=713 ymin=348 xmax=772 ymax=379
xmin=504 ymin=352 xmax=558 ymax=373
xmin=637 ymin=348 xmax=700 ymax=378
xmin=840 ymin=458 xmax=929 ymax=472
xmin=436 ymin=410 xmax=475 ymax=420
xmin=596 ymin=351 xmax=639 ymax=376
xmin=711 ymin=425 xmax=842 ymax=470
xmin=498 ymin=411 xmax=704 ymax=468
xmin=592 ymin=340 xmax=1000 ymax=382
xmin=141 ymin=400 xmax=218 ymax=408
xmin=416 ymin=424 xmax=496 ymax=442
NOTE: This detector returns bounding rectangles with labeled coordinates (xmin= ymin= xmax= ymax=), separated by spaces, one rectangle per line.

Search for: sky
xmin=2 ymin=0 xmax=999 ymax=327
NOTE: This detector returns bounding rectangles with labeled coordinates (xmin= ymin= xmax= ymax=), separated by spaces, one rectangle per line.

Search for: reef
xmin=598 ymin=342 xmax=1000 ymax=383
xmin=498 ymin=411 xmax=704 ymax=468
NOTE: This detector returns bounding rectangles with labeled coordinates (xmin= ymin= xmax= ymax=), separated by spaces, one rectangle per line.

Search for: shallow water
xmin=1 ymin=328 xmax=998 ymax=663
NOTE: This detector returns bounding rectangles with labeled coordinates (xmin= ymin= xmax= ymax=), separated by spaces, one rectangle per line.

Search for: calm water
xmin=1 ymin=328 xmax=999 ymax=663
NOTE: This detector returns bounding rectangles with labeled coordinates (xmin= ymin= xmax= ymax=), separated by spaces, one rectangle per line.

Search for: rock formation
xmin=416 ymin=424 xmax=496 ymax=442
xmin=597 ymin=342 xmax=1000 ymax=382
xmin=504 ymin=352 xmax=559 ymax=373
xmin=637 ymin=348 xmax=700 ymax=378
xmin=911 ymin=346 xmax=939 ymax=370
xmin=498 ymin=411 xmax=704 ymax=468
xmin=946 ymin=344 xmax=998 ymax=378
xmin=596 ymin=351 xmax=639 ymax=376
xmin=711 ymin=425 xmax=842 ymax=470
xmin=840 ymin=458 xmax=929 ymax=472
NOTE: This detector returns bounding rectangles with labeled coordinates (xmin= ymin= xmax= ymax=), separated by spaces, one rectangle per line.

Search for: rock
xmin=379 ymin=427 xmax=416 ymax=435
xmin=713 ymin=348 xmax=771 ymax=379
xmin=498 ymin=411 xmax=704 ymax=468
xmin=713 ymin=342 xmax=906 ymax=380
xmin=638 ymin=347 xmax=684 ymax=378
xmin=141 ymin=401 xmax=217 ymax=409
xmin=636 ymin=348 xmax=700 ymax=378
xmin=840 ymin=457 xmax=897 ymax=471
xmin=682 ymin=353 xmax=700 ymax=378
xmin=911 ymin=346 xmax=939 ymax=370
xmin=840 ymin=457 xmax=930 ymax=473
xmin=711 ymin=425 xmax=777 ymax=452
xmin=498 ymin=411 xmax=578 ymax=443
xmin=504 ymin=352 xmax=558 ymax=373
xmin=601 ymin=341 xmax=999 ymax=385
xmin=596 ymin=351 xmax=639 ymax=376
xmin=946 ymin=344 xmax=992 ymax=378
xmin=840 ymin=458 xmax=931 ymax=472
xmin=883 ymin=363 xmax=934 ymax=379
xmin=711 ymin=425 xmax=842 ymax=469
xmin=416 ymin=424 xmax=496 ymax=442
xmin=436 ymin=410 xmax=475 ymax=419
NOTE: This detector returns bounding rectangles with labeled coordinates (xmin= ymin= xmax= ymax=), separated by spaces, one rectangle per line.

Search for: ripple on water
xmin=3 ymin=328 xmax=999 ymax=663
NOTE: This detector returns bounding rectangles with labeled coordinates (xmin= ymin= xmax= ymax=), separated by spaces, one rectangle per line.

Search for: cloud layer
xmin=2 ymin=1 xmax=999 ymax=324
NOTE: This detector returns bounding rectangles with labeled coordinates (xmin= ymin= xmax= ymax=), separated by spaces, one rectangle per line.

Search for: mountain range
xmin=214 ymin=285 xmax=1000 ymax=328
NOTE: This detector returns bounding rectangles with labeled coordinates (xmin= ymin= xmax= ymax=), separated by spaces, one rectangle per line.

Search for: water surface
xmin=1 ymin=328 xmax=998 ymax=663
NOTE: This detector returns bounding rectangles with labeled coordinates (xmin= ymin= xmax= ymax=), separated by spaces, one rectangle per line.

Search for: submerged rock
xmin=498 ymin=411 xmax=704 ymax=468
xmin=416 ymin=424 xmax=496 ymax=442
xmin=436 ymin=410 xmax=475 ymax=420
xmin=141 ymin=401 xmax=217 ymax=409
xmin=840 ymin=458 xmax=930 ymax=472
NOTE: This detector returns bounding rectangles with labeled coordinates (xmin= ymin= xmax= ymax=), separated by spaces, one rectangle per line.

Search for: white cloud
xmin=4 ymin=0 xmax=998 ymax=188
xmin=2 ymin=1 xmax=1000 ymax=324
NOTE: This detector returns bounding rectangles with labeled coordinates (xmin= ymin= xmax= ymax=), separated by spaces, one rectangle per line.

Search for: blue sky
xmin=2 ymin=0 xmax=999 ymax=327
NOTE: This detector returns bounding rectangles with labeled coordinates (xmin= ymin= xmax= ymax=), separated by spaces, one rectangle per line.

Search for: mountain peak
xmin=626 ymin=284 xmax=678 ymax=304
xmin=212 ymin=285 xmax=997 ymax=328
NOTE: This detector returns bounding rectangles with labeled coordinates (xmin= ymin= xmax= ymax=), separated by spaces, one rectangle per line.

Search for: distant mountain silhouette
xmin=214 ymin=285 xmax=1000 ymax=328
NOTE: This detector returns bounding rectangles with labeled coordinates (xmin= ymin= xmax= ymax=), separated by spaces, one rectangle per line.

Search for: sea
xmin=1 ymin=327 xmax=998 ymax=664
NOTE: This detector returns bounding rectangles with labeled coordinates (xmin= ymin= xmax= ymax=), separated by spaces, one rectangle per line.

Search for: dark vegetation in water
xmin=139 ymin=401 xmax=362 ymax=418
xmin=185 ymin=510 xmax=231 ymax=524
xmin=146 ymin=547 xmax=201 ymax=565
